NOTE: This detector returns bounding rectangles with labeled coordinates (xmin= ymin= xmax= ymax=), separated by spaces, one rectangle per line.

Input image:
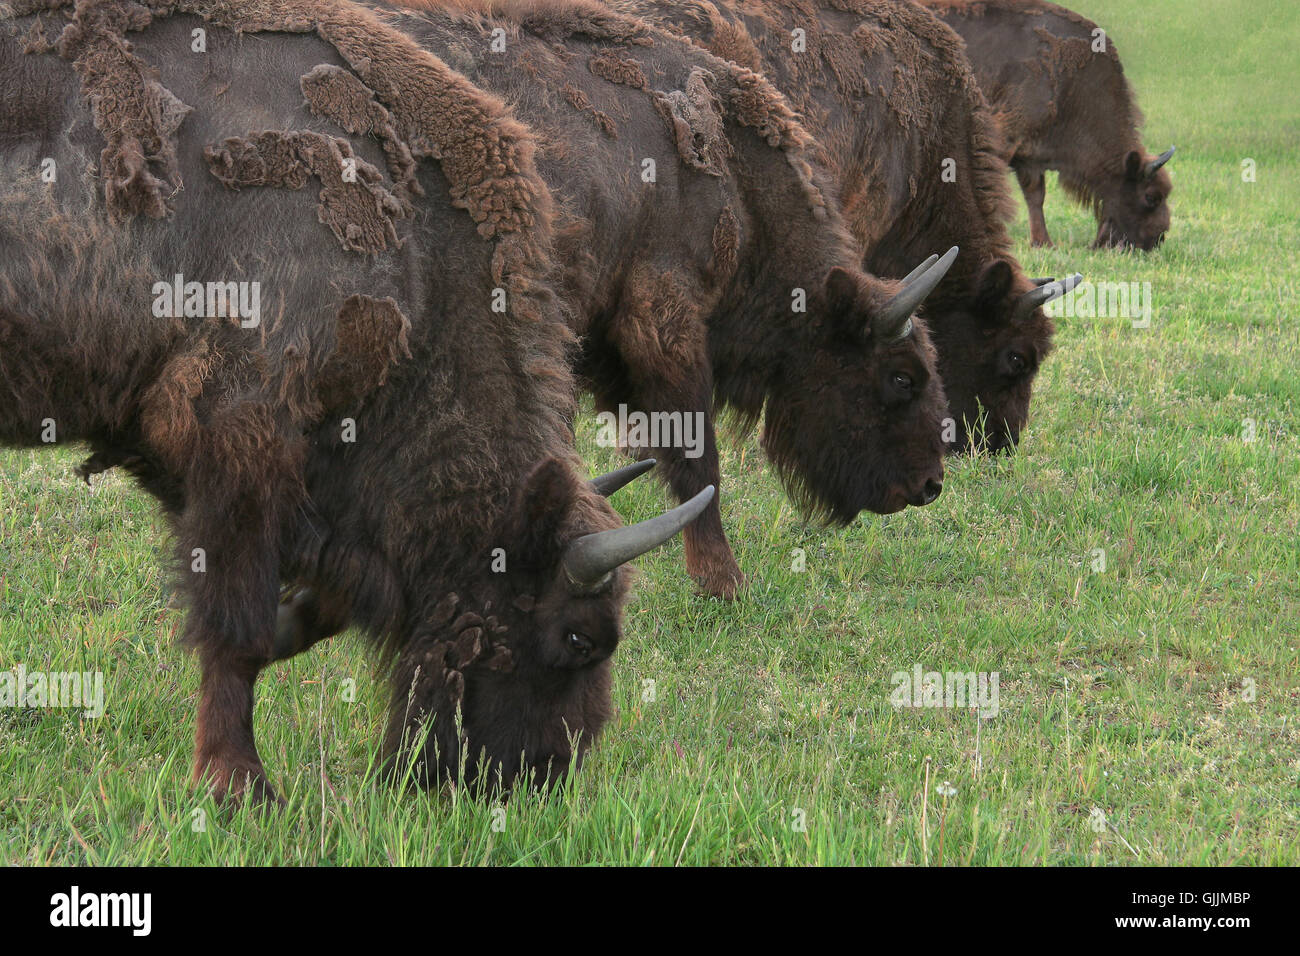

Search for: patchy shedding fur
xmin=562 ymin=81 xmax=617 ymax=136
xmin=614 ymin=0 xmax=1057 ymax=455
xmin=724 ymin=62 xmax=808 ymax=150
xmin=300 ymin=63 xmax=422 ymax=208
xmin=21 ymin=13 xmax=52 ymax=51
xmin=52 ymin=0 xmax=192 ymax=220
xmin=2 ymin=0 xmax=644 ymax=801
xmin=652 ymin=67 xmax=729 ymax=175
xmin=587 ymin=47 xmax=647 ymax=88
xmin=314 ymin=294 xmax=413 ymax=409
xmin=391 ymin=0 xmax=828 ymax=215
xmin=72 ymin=0 xmax=562 ymax=250
xmin=708 ymin=205 xmax=740 ymax=281
xmin=205 ymin=131 xmax=406 ymax=253
xmin=375 ymin=0 xmax=950 ymax=600
xmin=395 ymin=0 xmax=656 ymax=46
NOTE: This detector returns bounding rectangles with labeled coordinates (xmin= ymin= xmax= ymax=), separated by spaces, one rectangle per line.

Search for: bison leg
xmin=1016 ymin=165 xmax=1053 ymax=248
xmin=592 ymin=267 xmax=742 ymax=597
xmin=611 ymin=403 xmax=740 ymax=598
xmin=192 ymin=643 xmax=279 ymax=807
xmin=176 ymin=414 xmax=304 ymax=807
xmin=670 ymin=419 xmax=743 ymax=599
xmin=594 ymin=305 xmax=742 ymax=598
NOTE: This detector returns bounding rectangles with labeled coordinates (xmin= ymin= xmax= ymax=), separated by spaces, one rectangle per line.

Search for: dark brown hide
xmin=0 ymin=0 xmax=639 ymax=801
xmin=923 ymin=0 xmax=1173 ymax=251
xmin=611 ymin=0 xmax=1058 ymax=453
xmin=381 ymin=0 xmax=951 ymax=598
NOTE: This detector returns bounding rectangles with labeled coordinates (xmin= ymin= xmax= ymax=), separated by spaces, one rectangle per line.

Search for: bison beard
xmin=379 ymin=0 xmax=953 ymax=599
xmin=922 ymin=0 xmax=1174 ymax=251
xmin=0 ymin=0 xmax=705 ymax=803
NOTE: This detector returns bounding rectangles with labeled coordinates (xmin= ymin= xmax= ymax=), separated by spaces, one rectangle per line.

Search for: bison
xmin=923 ymin=0 xmax=1174 ymax=250
xmin=363 ymin=0 xmax=956 ymax=600
xmin=607 ymin=0 xmax=1081 ymax=454
xmin=0 ymin=0 xmax=707 ymax=802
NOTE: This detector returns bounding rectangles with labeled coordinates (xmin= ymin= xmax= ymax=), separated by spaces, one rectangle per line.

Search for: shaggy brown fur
xmin=923 ymin=0 xmax=1173 ymax=250
xmin=561 ymin=81 xmax=618 ymax=136
xmin=205 ymin=130 xmax=406 ymax=252
xmin=314 ymin=294 xmax=413 ymax=409
xmin=612 ymin=0 xmax=1058 ymax=453
xmin=300 ymin=63 xmax=423 ymax=206
xmin=52 ymin=0 xmax=192 ymax=219
xmin=378 ymin=0 xmax=951 ymax=598
xmin=0 ymin=0 xmax=647 ymax=801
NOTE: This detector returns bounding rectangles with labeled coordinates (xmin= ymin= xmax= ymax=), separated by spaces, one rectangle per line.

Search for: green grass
xmin=1 ymin=0 xmax=1297 ymax=865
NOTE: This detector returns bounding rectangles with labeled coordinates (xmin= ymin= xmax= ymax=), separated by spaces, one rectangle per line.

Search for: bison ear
xmin=823 ymin=266 xmax=861 ymax=326
xmin=506 ymin=457 xmax=579 ymax=569
xmin=1124 ymin=150 xmax=1144 ymax=182
xmin=974 ymin=259 xmax=1015 ymax=315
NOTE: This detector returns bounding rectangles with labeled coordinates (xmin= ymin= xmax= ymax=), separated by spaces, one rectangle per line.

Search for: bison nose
xmin=921 ymin=478 xmax=943 ymax=504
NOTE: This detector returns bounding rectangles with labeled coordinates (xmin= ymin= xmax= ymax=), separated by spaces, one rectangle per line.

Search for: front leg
xmin=185 ymin=538 xmax=282 ymax=806
xmin=655 ymin=408 xmax=742 ymax=599
xmin=596 ymin=265 xmax=742 ymax=598
xmin=1015 ymin=164 xmax=1053 ymax=248
xmin=171 ymin=407 xmax=303 ymax=806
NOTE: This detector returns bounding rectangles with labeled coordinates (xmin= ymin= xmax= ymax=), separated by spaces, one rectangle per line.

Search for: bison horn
xmin=1014 ymin=272 xmax=1083 ymax=322
xmin=1030 ymin=277 xmax=1056 ymax=287
xmin=899 ymin=254 xmax=939 ymax=287
xmin=876 ymin=246 xmax=958 ymax=340
xmin=1144 ymin=146 xmax=1175 ymax=179
xmin=590 ymin=458 xmax=656 ymax=496
xmin=562 ymin=485 xmax=715 ymax=590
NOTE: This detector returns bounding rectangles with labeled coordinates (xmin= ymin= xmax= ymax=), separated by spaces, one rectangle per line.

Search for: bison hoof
xmin=198 ymin=762 xmax=285 ymax=810
xmin=694 ymin=566 xmax=745 ymax=600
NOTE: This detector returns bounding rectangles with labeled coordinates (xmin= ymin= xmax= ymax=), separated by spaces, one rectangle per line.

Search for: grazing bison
xmin=0 ymin=0 xmax=707 ymax=801
xmin=923 ymin=0 xmax=1174 ymax=250
xmin=607 ymin=0 xmax=1081 ymax=454
xmin=367 ymin=0 xmax=955 ymax=599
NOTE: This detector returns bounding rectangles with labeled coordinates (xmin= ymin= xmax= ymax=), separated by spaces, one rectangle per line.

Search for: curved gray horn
xmin=899 ymin=253 xmax=939 ymax=287
xmin=590 ymin=458 xmax=656 ymax=497
xmin=875 ymin=246 xmax=958 ymax=340
xmin=563 ymin=485 xmax=715 ymax=589
xmin=1144 ymin=146 xmax=1175 ymax=179
xmin=1030 ymin=276 xmax=1056 ymax=287
xmin=1014 ymin=272 xmax=1082 ymax=322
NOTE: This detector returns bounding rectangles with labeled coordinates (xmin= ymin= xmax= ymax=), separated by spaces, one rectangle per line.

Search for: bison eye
xmin=891 ymin=372 xmax=913 ymax=392
xmin=567 ymin=632 xmax=592 ymax=657
xmin=1006 ymin=351 xmax=1027 ymax=375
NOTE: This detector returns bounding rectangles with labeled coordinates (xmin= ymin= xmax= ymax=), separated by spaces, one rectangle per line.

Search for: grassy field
xmin=1 ymin=0 xmax=1296 ymax=865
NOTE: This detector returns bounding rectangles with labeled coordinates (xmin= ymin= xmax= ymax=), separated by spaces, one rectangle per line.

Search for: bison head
xmin=928 ymin=260 xmax=1078 ymax=454
xmin=760 ymin=249 xmax=956 ymax=521
xmin=384 ymin=458 xmax=710 ymax=794
xmin=1094 ymin=146 xmax=1174 ymax=250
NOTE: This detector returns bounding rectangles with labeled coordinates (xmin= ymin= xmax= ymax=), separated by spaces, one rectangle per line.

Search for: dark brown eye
xmin=892 ymin=372 xmax=912 ymax=392
xmin=567 ymin=632 xmax=591 ymax=657
xmin=1006 ymin=351 xmax=1026 ymax=374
